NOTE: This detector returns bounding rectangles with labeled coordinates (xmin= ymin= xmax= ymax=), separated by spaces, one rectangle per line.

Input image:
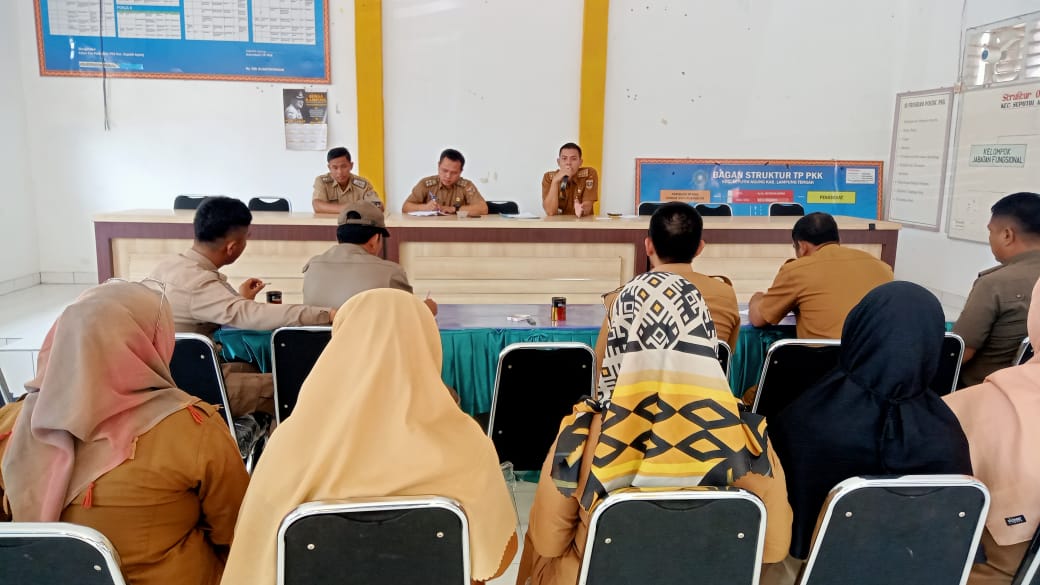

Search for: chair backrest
xmin=1012 ymin=522 xmax=1040 ymax=585
xmin=579 ymin=488 xmax=766 ymax=585
xmin=752 ymin=339 xmax=841 ymax=418
xmin=717 ymin=340 xmax=732 ymax=375
xmin=931 ymin=333 xmax=964 ymax=396
xmin=489 ymin=342 xmax=595 ymax=470
xmin=768 ymin=202 xmax=805 ymax=216
xmin=173 ymin=195 xmax=207 ymax=210
xmin=249 ymin=197 xmax=292 ymax=212
xmin=170 ymin=333 xmax=235 ymax=433
xmin=271 ymin=327 xmax=333 ymax=424
xmin=486 ymin=200 xmax=519 ymax=215
xmin=278 ymin=497 xmax=469 ymax=585
xmin=0 ymin=522 xmax=127 ymax=585
xmin=0 ymin=366 xmax=12 ymax=405
xmin=799 ymin=475 xmax=989 ymax=585
xmin=637 ymin=201 xmax=664 ymax=216
xmin=695 ymin=203 xmax=733 ymax=216
xmin=1015 ymin=337 xmax=1034 ymax=366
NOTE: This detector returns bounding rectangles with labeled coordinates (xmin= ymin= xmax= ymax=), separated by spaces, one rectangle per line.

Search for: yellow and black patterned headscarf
xmin=551 ymin=272 xmax=771 ymax=510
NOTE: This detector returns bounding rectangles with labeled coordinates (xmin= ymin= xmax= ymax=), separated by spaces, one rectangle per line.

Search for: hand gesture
xmin=239 ymin=278 xmax=266 ymax=300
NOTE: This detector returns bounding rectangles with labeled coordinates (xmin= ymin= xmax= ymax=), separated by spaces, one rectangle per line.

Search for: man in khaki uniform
xmin=954 ymin=192 xmax=1040 ymax=387
xmin=148 ymin=196 xmax=335 ymax=417
xmin=402 ymin=148 xmax=488 ymax=216
xmin=595 ymin=202 xmax=740 ymax=371
xmin=542 ymin=142 xmax=598 ymax=217
xmin=303 ymin=202 xmax=438 ymax=314
xmin=312 ymin=146 xmax=382 ymax=214
xmin=749 ymin=212 xmax=893 ymax=339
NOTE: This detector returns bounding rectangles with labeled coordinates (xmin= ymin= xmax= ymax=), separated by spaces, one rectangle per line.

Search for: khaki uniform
xmin=406 ymin=176 xmax=485 ymax=209
xmin=542 ymin=167 xmax=599 ymax=215
xmin=311 ymin=173 xmax=382 ymax=209
xmin=755 ymin=244 xmax=894 ymax=339
xmin=954 ymin=250 xmax=1040 ymax=387
xmin=147 ymin=248 xmax=333 ymax=416
xmin=302 ymin=243 xmax=413 ymax=309
xmin=595 ymin=265 xmax=740 ymax=371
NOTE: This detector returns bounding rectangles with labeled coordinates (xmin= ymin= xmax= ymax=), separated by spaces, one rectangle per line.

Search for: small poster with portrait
xmin=283 ymin=88 xmax=328 ymax=151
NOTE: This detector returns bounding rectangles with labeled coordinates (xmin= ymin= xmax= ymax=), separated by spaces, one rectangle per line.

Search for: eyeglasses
xmin=104 ymin=277 xmax=169 ymax=345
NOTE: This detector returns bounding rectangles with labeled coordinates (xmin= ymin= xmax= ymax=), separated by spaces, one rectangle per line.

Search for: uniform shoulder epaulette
xmin=577 ymin=168 xmax=589 ymax=178
xmin=352 ymin=177 xmax=369 ymax=188
xmin=978 ymin=264 xmax=1003 ymax=278
xmin=321 ymin=174 xmax=334 ymax=183
xmin=708 ymin=274 xmax=734 ymax=286
xmin=457 ymin=178 xmax=471 ymax=187
xmin=424 ymin=177 xmax=438 ymax=187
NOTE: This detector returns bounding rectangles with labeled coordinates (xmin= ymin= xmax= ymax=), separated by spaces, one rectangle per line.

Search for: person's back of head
xmin=648 ymin=202 xmax=703 ymax=264
xmin=791 ymin=212 xmax=839 ymax=255
xmin=989 ymin=192 xmax=1040 ymax=260
xmin=193 ymin=197 xmax=252 ymax=266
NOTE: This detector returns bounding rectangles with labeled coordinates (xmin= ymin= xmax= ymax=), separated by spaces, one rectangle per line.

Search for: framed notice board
xmin=34 ymin=0 xmax=329 ymax=82
xmin=635 ymin=158 xmax=883 ymax=219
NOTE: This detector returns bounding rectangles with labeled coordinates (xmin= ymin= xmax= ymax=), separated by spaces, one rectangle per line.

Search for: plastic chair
xmin=1015 ymin=337 xmax=1034 ymax=366
xmin=768 ymin=202 xmax=805 ymax=216
xmin=752 ymin=339 xmax=841 ymax=418
xmin=638 ymin=201 xmax=664 ymax=216
xmin=488 ymin=342 xmax=595 ymax=470
xmin=0 ymin=522 xmax=127 ymax=585
xmin=931 ymin=333 xmax=964 ymax=396
xmin=1012 ymin=522 xmax=1040 ymax=585
xmin=271 ymin=326 xmax=332 ymax=424
xmin=278 ymin=497 xmax=469 ymax=585
xmin=173 ymin=195 xmax=207 ymax=210
xmin=695 ymin=203 xmax=733 ymax=216
xmin=579 ymin=488 xmax=766 ymax=585
xmin=717 ymin=340 xmax=732 ymax=375
xmin=799 ymin=475 xmax=989 ymax=585
xmin=249 ymin=197 xmax=292 ymax=212
xmin=486 ymin=201 xmax=519 ymax=215
xmin=0 ymin=366 xmax=12 ymax=405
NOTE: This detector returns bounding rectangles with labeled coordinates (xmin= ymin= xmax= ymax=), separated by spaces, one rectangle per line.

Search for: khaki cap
xmin=338 ymin=201 xmax=390 ymax=237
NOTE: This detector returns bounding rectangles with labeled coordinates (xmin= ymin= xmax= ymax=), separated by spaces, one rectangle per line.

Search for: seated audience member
xmin=542 ymin=142 xmax=598 ymax=217
xmin=945 ymin=276 xmax=1040 ymax=585
xmin=518 ymin=272 xmax=792 ymax=585
xmin=770 ymin=282 xmax=972 ymax=567
xmin=954 ymin=192 xmax=1040 ymax=388
xmin=222 ymin=289 xmax=517 ymax=584
xmin=311 ymin=146 xmax=383 ymax=214
xmin=402 ymin=148 xmax=489 ymax=216
xmin=302 ymin=202 xmax=437 ymax=314
xmin=594 ymin=202 xmax=740 ymax=371
xmin=748 ymin=212 xmax=893 ymax=339
xmin=148 ymin=196 xmax=334 ymax=417
xmin=0 ymin=281 xmax=248 ymax=585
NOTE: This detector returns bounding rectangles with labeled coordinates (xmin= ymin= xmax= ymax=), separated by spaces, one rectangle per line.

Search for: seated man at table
xmin=542 ymin=142 xmax=598 ymax=217
xmin=402 ymin=148 xmax=489 ymax=216
xmin=954 ymin=192 xmax=1040 ymax=387
xmin=594 ymin=202 xmax=740 ymax=369
xmin=312 ymin=146 xmax=383 ymax=214
xmin=748 ymin=212 xmax=893 ymax=339
xmin=303 ymin=201 xmax=438 ymax=315
xmin=148 ymin=196 xmax=335 ymax=417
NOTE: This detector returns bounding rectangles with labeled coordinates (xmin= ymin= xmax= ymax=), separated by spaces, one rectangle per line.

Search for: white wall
xmin=0 ymin=1 xmax=40 ymax=286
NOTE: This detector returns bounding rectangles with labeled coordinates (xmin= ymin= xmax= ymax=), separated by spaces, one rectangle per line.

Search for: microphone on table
xmin=560 ymin=175 xmax=570 ymax=192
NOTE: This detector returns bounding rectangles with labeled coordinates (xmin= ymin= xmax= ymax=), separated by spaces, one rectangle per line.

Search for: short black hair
xmin=336 ymin=211 xmax=380 ymax=244
xmin=194 ymin=197 xmax=252 ymax=243
xmin=559 ymin=142 xmax=582 ymax=157
xmin=792 ymin=212 xmax=840 ymax=245
xmin=648 ymin=202 xmax=703 ymax=264
xmin=991 ymin=192 xmax=1040 ymax=237
xmin=327 ymin=147 xmax=351 ymax=163
xmin=439 ymin=148 xmax=465 ymax=168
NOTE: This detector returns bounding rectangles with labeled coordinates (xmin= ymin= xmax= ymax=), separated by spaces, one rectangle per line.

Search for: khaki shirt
xmin=147 ymin=248 xmax=333 ymax=335
xmin=594 ymin=264 xmax=740 ymax=370
xmin=312 ymin=173 xmax=382 ymax=209
xmin=406 ymin=176 xmax=485 ymax=209
xmin=756 ymin=244 xmax=894 ymax=339
xmin=302 ymin=243 xmax=413 ymax=309
xmin=541 ymin=167 xmax=599 ymax=215
xmin=954 ymin=250 xmax=1040 ymax=387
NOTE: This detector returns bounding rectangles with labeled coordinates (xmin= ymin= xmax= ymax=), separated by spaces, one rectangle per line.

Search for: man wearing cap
xmin=402 ymin=148 xmax=488 ymax=216
xmin=303 ymin=201 xmax=438 ymax=314
xmin=542 ymin=142 xmax=598 ymax=217
xmin=312 ymin=147 xmax=382 ymax=214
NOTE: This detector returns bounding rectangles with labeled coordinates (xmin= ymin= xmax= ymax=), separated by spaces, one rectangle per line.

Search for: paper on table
xmin=407 ymin=210 xmax=439 ymax=217
xmin=501 ymin=212 xmax=540 ymax=219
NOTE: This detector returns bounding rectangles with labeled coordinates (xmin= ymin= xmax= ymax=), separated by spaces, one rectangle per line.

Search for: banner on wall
xmin=635 ymin=158 xmax=883 ymax=219
xmin=283 ymin=88 xmax=327 ymax=151
xmin=34 ymin=0 xmax=329 ymax=82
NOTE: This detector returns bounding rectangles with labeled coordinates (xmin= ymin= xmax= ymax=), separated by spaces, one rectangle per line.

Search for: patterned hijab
xmin=551 ymin=272 xmax=771 ymax=510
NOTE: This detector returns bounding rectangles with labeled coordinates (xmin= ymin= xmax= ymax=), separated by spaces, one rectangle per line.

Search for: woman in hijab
xmin=0 ymin=281 xmax=249 ymax=585
xmin=945 ymin=276 xmax=1040 ymax=584
xmin=517 ymin=272 xmax=792 ymax=585
xmin=770 ymin=281 xmax=973 ymax=563
xmin=223 ymin=288 xmax=518 ymax=584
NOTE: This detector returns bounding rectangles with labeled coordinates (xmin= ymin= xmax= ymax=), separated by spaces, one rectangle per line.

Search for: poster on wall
xmin=34 ymin=0 xmax=329 ymax=82
xmin=283 ymin=88 xmax=327 ymax=150
xmin=885 ymin=88 xmax=955 ymax=231
xmin=635 ymin=159 xmax=883 ymax=219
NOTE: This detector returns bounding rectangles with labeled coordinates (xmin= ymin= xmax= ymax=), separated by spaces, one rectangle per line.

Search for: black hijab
xmin=769 ymin=281 xmax=972 ymax=559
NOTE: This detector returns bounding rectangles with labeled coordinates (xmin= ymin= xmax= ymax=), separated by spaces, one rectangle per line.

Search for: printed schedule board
xmin=635 ymin=158 xmax=883 ymax=219
xmin=34 ymin=0 xmax=329 ymax=82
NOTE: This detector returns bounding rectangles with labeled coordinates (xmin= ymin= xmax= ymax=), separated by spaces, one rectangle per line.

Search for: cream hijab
xmin=222 ymin=289 xmax=517 ymax=584
xmin=945 ymin=276 xmax=1040 ymax=546
xmin=2 ymin=281 xmax=193 ymax=521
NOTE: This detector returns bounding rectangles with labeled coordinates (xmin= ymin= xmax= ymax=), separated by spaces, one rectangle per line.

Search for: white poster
xmin=283 ymin=88 xmax=328 ymax=151
xmin=885 ymin=89 xmax=954 ymax=231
